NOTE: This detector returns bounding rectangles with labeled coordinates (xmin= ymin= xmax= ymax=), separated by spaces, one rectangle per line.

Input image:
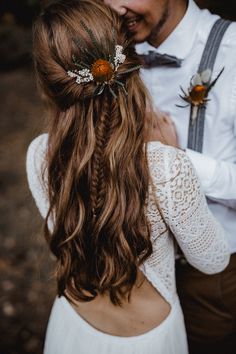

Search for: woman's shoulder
xmin=147 ymin=141 xmax=185 ymax=158
xmin=27 ymin=133 xmax=48 ymax=181
xmin=27 ymin=133 xmax=48 ymax=160
xmin=26 ymin=133 xmax=48 ymax=172
xmin=146 ymin=141 xmax=190 ymax=183
xmin=26 ymin=133 xmax=49 ymax=219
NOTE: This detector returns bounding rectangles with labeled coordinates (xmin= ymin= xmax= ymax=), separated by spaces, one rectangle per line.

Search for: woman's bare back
xmin=71 ymin=271 xmax=171 ymax=337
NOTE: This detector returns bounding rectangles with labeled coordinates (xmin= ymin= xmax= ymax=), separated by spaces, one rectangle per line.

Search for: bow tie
xmin=139 ymin=51 xmax=183 ymax=68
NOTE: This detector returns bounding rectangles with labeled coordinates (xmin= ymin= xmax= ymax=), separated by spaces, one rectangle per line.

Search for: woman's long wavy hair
xmin=33 ymin=0 xmax=155 ymax=305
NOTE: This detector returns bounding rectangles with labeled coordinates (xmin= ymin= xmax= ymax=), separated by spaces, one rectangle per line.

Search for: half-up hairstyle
xmin=33 ymin=0 xmax=154 ymax=305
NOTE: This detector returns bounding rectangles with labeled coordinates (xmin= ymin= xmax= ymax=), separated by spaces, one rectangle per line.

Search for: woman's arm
xmin=151 ymin=146 xmax=230 ymax=274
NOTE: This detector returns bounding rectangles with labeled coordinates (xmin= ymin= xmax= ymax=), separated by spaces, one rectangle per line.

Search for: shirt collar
xmin=136 ymin=0 xmax=202 ymax=59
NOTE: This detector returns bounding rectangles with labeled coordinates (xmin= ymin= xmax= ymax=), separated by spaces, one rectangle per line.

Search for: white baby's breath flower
xmin=114 ymin=45 xmax=126 ymax=68
xmin=67 ymin=69 xmax=93 ymax=84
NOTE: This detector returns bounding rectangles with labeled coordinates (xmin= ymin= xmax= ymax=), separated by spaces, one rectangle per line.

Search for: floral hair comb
xmin=67 ymin=21 xmax=141 ymax=98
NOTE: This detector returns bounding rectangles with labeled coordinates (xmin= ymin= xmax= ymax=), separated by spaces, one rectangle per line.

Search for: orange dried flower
xmin=189 ymin=85 xmax=207 ymax=106
xmin=91 ymin=59 xmax=114 ymax=82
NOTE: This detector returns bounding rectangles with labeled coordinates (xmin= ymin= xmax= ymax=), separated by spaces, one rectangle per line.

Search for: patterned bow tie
xmin=139 ymin=51 xmax=183 ymax=68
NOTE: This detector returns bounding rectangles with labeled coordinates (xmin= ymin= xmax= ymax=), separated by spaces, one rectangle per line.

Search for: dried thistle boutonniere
xmin=176 ymin=67 xmax=224 ymax=124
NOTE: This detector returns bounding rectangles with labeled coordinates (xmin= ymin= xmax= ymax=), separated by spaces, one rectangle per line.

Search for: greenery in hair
xmin=68 ymin=22 xmax=141 ymax=98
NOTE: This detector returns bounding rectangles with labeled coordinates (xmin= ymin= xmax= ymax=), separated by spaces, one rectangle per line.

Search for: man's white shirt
xmin=136 ymin=0 xmax=236 ymax=253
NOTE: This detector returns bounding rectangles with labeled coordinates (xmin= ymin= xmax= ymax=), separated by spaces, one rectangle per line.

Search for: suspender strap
xmin=187 ymin=18 xmax=231 ymax=152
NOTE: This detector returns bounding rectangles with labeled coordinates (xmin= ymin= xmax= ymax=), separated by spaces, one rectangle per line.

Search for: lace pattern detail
xmin=26 ymin=135 xmax=230 ymax=304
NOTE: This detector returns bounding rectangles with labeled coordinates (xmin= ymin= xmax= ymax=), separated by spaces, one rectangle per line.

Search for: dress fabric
xmin=26 ymin=134 xmax=230 ymax=354
xmin=44 ymin=296 xmax=187 ymax=354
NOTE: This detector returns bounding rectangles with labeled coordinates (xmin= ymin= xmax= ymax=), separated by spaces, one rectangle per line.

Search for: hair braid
xmin=90 ymin=96 xmax=113 ymax=220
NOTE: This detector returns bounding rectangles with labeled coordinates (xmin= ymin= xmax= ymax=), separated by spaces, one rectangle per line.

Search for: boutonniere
xmin=176 ymin=67 xmax=224 ymax=124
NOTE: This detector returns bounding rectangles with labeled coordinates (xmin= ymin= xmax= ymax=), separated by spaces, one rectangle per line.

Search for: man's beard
xmin=148 ymin=2 xmax=170 ymax=45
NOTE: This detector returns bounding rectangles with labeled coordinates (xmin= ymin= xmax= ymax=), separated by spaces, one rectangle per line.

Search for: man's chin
xmin=129 ymin=31 xmax=149 ymax=44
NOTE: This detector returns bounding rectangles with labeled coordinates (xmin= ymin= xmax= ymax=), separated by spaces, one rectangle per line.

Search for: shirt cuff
xmin=185 ymin=149 xmax=217 ymax=193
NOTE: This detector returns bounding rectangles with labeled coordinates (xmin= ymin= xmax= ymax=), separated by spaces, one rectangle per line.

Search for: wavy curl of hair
xmin=33 ymin=0 xmax=154 ymax=305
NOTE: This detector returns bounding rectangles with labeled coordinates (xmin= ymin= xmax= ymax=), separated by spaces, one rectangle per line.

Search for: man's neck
xmin=148 ymin=0 xmax=188 ymax=48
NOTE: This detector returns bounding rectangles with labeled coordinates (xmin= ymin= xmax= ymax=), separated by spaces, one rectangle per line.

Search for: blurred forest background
xmin=0 ymin=1 xmax=236 ymax=353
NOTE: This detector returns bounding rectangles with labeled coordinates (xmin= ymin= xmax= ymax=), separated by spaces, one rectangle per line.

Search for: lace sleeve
xmin=26 ymin=134 xmax=52 ymax=229
xmin=149 ymin=145 xmax=230 ymax=274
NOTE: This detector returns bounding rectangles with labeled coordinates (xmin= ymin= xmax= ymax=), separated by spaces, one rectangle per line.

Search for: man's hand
xmin=148 ymin=111 xmax=179 ymax=148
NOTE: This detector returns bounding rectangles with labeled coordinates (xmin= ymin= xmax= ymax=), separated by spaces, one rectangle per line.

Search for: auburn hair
xmin=33 ymin=0 xmax=154 ymax=305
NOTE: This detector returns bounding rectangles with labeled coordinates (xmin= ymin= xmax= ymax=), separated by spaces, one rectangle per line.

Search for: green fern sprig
xmin=72 ymin=37 xmax=83 ymax=50
xmin=80 ymin=20 xmax=102 ymax=58
xmin=122 ymin=65 xmax=142 ymax=74
xmin=108 ymin=28 xmax=116 ymax=64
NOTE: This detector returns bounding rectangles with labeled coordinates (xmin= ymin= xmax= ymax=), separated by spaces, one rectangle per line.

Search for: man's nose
xmin=104 ymin=0 xmax=127 ymax=16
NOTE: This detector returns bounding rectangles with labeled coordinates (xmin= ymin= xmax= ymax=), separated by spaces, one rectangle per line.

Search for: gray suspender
xmin=187 ymin=18 xmax=231 ymax=152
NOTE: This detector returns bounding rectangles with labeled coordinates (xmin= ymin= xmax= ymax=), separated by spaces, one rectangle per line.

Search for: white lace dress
xmin=26 ymin=134 xmax=230 ymax=354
